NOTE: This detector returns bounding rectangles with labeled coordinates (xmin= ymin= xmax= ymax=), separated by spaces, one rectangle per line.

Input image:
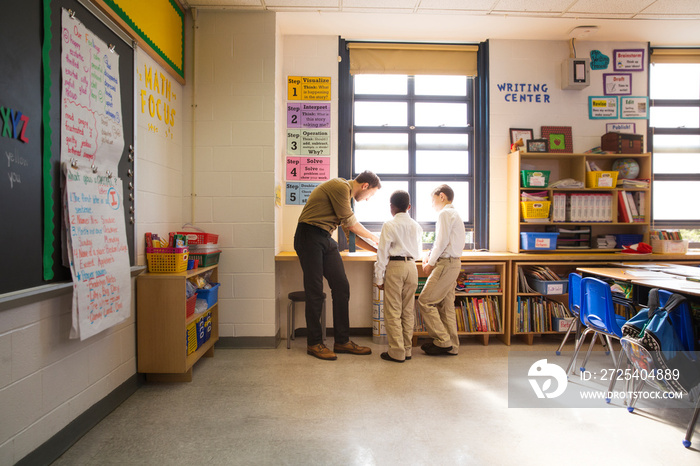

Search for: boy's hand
xmin=422 ymin=263 xmax=434 ymax=274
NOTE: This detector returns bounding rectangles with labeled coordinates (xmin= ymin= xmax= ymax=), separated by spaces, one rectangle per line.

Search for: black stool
xmin=287 ymin=291 xmax=326 ymax=349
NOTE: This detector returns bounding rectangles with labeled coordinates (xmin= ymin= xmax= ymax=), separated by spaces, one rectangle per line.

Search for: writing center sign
xmin=495 ymin=82 xmax=551 ymax=103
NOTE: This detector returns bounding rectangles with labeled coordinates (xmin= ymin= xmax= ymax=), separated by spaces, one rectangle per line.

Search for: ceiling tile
xmin=342 ymin=0 xmax=419 ymax=8
xmin=418 ymin=0 xmax=498 ymax=11
xmin=640 ymin=0 xmax=700 ymax=15
xmin=493 ymin=0 xmax=572 ymax=13
xmin=266 ymin=0 xmax=340 ymax=7
xmin=567 ymin=0 xmax=656 ymax=15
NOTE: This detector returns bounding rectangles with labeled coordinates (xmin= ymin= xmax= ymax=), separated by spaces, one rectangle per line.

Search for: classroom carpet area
xmin=53 ymin=336 xmax=699 ymax=465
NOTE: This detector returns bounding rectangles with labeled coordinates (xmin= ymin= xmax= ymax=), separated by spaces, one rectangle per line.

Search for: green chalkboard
xmin=0 ymin=0 xmax=134 ymax=295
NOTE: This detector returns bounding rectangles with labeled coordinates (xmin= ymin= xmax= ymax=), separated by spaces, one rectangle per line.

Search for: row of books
xmin=649 ymin=229 xmax=682 ymax=240
xmin=552 ymin=192 xmax=613 ymax=223
xmin=617 ymin=190 xmax=645 ymax=223
xmin=456 ymin=271 xmax=502 ymax=293
xmin=515 ymin=296 xmax=571 ymax=333
xmin=457 ymin=296 xmax=502 ymax=332
xmin=413 ymin=296 xmax=502 ymax=333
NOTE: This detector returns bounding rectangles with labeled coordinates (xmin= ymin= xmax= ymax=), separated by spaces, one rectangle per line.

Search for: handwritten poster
xmin=60 ymin=9 xmax=124 ymax=172
xmin=64 ymin=164 xmax=131 ymax=340
xmin=136 ymin=49 xmax=179 ymax=140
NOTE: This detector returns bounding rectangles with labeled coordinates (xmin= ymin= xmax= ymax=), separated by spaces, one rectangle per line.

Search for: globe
xmin=612 ymin=158 xmax=640 ymax=179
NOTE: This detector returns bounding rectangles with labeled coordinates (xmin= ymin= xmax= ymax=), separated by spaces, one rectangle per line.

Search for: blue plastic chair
xmin=566 ymin=277 xmax=627 ymax=374
xmin=556 ymin=273 xmax=582 ymax=355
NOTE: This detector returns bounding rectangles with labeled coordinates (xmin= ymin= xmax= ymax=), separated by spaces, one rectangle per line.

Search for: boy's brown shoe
xmin=307 ymin=343 xmax=337 ymax=360
xmin=333 ymin=340 xmax=372 ymax=355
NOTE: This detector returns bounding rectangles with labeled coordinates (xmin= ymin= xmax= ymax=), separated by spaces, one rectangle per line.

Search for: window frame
xmin=648 ymin=53 xmax=700 ymax=240
xmin=338 ymin=39 xmax=490 ymax=250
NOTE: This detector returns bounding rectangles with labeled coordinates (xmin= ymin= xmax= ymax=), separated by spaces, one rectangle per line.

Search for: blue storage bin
xmin=520 ymin=232 xmax=559 ymax=250
xmin=196 ymin=283 xmax=220 ymax=309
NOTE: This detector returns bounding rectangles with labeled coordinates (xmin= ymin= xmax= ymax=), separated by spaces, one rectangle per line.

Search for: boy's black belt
xmin=389 ymin=256 xmax=413 ymax=261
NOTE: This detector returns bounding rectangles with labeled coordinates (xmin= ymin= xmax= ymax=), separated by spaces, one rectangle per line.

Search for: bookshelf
xmin=136 ymin=265 xmax=219 ymax=382
xmin=413 ymin=261 xmax=507 ymax=346
xmin=507 ymin=151 xmax=652 ymax=253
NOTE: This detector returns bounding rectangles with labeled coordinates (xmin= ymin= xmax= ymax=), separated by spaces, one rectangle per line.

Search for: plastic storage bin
xmin=189 ymin=250 xmax=221 ymax=267
xmin=651 ymin=238 xmax=689 ymax=254
xmin=531 ymin=278 xmax=568 ymax=295
xmin=521 ymin=170 xmax=550 ymax=188
xmin=146 ymin=247 xmax=189 ymax=273
xmin=521 ymin=201 xmax=551 ymax=221
xmin=186 ymin=294 xmax=196 ymax=318
xmin=520 ymin=232 xmax=559 ymax=250
xmin=585 ymin=171 xmax=618 ymax=189
xmin=196 ymin=283 xmax=220 ymax=309
xmin=176 ymin=230 xmax=219 ymax=245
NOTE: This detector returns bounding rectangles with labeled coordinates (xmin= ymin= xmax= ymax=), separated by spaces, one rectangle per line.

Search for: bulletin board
xmin=0 ymin=0 xmax=134 ymax=295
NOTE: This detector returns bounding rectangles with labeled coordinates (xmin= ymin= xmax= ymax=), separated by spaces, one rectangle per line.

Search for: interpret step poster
xmin=60 ymin=8 xmax=125 ymax=172
xmin=64 ymin=164 xmax=131 ymax=340
xmin=286 ymin=79 xmax=331 ymax=204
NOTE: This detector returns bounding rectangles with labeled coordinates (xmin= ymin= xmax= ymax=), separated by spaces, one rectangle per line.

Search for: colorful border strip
xmin=42 ymin=0 xmax=54 ymax=280
xmin=102 ymin=0 xmax=184 ymax=80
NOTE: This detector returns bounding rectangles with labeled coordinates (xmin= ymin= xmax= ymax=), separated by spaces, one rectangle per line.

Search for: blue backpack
xmin=621 ymin=288 xmax=700 ymax=393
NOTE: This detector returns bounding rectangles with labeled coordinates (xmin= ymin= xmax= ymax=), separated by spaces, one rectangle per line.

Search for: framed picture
xmin=526 ymin=139 xmax=548 ymax=153
xmin=541 ymin=126 xmax=573 ymax=153
xmin=510 ymin=128 xmax=533 ymax=145
xmin=613 ymin=49 xmax=645 ymax=72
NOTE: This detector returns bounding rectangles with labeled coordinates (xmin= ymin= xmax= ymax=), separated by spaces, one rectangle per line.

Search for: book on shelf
xmin=516 ymin=296 xmax=571 ymax=333
xmin=565 ymin=193 xmax=613 ymax=222
xmin=455 ymin=296 xmax=502 ymax=333
xmin=617 ymin=190 xmax=645 ymax=223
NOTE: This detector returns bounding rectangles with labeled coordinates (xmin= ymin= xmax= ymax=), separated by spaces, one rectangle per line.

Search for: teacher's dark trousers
xmin=294 ymin=222 xmax=350 ymax=346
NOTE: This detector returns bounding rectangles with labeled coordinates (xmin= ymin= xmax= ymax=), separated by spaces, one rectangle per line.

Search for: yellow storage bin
xmin=586 ymin=171 xmax=618 ymax=189
xmin=521 ymin=201 xmax=551 ymax=220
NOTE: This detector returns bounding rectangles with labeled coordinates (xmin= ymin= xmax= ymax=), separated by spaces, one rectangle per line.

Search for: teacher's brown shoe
xmin=307 ymin=343 xmax=337 ymax=361
xmin=334 ymin=340 xmax=372 ymax=355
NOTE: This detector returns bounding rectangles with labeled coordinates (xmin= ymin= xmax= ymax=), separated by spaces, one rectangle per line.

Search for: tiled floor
xmin=53 ymin=336 xmax=699 ymax=465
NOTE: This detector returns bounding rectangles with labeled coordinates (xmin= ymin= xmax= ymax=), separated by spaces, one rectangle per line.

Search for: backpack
xmin=621 ymin=288 xmax=700 ymax=393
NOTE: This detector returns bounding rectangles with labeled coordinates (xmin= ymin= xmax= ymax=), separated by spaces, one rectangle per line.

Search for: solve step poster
xmin=60 ymin=8 xmax=124 ymax=172
xmin=64 ymin=164 xmax=130 ymax=340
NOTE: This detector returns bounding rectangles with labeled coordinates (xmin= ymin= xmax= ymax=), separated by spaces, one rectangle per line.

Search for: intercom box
xmin=561 ymin=58 xmax=590 ymax=90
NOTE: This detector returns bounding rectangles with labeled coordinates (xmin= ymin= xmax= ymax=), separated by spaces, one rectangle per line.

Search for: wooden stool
xmin=287 ymin=291 xmax=326 ymax=349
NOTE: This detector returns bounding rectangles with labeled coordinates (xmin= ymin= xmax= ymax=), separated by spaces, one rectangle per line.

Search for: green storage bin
xmin=521 ymin=170 xmax=550 ymax=188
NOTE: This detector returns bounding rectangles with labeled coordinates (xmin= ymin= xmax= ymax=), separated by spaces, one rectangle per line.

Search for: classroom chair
xmin=565 ymin=277 xmax=627 ymax=375
xmin=556 ymin=273 xmax=582 ymax=356
xmin=286 ymin=291 xmax=326 ymax=349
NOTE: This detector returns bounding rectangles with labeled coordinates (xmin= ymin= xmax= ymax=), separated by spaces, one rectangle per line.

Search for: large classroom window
xmin=649 ymin=48 xmax=700 ymax=245
xmin=338 ymin=41 xmax=489 ymax=250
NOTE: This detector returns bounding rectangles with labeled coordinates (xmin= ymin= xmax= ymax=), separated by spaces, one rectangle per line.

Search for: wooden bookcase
xmin=507 ymin=151 xmax=652 ymax=253
xmin=136 ymin=265 xmax=219 ymax=382
xmin=413 ymin=261 xmax=508 ymax=346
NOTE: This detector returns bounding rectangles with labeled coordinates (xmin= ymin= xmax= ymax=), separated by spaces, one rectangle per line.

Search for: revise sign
xmin=64 ymin=164 xmax=131 ymax=340
xmin=60 ymin=9 xmax=124 ymax=172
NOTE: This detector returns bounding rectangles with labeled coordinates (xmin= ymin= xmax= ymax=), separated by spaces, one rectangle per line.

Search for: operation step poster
xmin=286 ymin=78 xmax=331 ymax=204
xmin=60 ymin=8 xmax=124 ymax=172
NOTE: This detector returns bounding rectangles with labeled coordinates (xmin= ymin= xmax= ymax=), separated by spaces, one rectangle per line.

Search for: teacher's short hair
xmin=355 ymin=170 xmax=382 ymax=189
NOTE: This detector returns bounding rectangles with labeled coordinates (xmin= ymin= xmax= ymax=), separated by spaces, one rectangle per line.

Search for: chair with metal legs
xmin=286 ymin=291 xmax=326 ymax=349
xmin=566 ymin=277 xmax=627 ymax=375
xmin=556 ymin=273 xmax=582 ymax=356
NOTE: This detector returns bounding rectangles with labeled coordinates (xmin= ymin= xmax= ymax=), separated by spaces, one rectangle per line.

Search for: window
xmin=338 ymin=41 xmax=488 ymax=250
xmin=649 ymin=49 xmax=700 ymax=245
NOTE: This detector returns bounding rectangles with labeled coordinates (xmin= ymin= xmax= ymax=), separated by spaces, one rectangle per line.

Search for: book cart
xmin=413 ymin=261 xmax=508 ymax=346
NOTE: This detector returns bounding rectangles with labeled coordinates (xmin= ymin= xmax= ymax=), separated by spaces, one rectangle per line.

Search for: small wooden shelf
xmin=136 ymin=265 xmax=219 ymax=382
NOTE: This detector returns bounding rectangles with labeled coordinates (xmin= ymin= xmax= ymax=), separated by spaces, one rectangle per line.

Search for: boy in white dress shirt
xmin=418 ymin=184 xmax=466 ymax=356
xmin=374 ymin=190 xmax=423 ymax=363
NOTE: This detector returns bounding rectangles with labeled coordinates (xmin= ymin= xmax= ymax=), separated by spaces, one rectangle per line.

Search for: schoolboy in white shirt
xmin=418 ymin=184 xmax=466 ymax=356
xmin=374 ymin=190 xmax=423 ymax=363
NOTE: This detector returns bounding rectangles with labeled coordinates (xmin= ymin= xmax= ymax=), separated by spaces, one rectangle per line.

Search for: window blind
xmin=651 ymin=48 xmax=700 ymax=64
xmin=347 ymin=42 xmax=478 ymax=76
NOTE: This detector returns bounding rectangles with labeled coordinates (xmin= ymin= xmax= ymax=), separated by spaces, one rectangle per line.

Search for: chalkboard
xmin=0 ymin=0 xmax=134 ymax=295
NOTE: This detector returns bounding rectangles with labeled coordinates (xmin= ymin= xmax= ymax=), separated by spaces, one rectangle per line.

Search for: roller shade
xmin=348 ymin=42 xmax=478 ymax=76
xmin=651 ymin=48 xmax=700 ymax=64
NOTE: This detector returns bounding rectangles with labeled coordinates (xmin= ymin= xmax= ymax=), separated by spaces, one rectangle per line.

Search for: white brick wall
xmin=188 ymin=11 xmax=277 ymax=338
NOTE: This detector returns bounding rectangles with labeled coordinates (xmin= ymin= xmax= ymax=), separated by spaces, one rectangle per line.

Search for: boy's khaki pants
xmin=383 ymin=260 xmax=418 ymax=361
xmin=417 ymin=257 xmax=461 ymax=353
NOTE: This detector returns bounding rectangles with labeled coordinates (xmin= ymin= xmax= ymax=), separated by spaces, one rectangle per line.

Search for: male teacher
xmin=294 ymin=170 xmax=381 ymax=360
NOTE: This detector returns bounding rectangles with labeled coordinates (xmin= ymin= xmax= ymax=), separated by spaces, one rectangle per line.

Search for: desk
xmin=629 ymin=278 xmax=700 ymax=297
